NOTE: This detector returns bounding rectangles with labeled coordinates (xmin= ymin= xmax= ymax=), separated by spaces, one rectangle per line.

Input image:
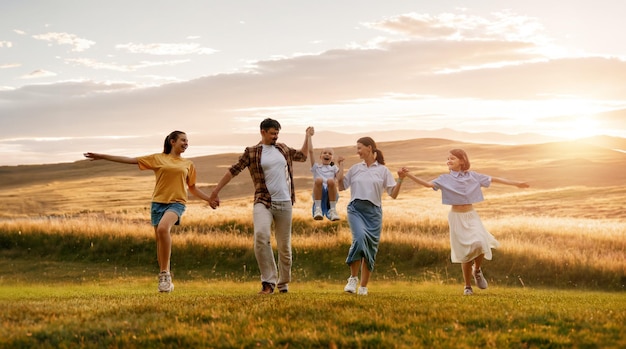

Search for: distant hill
xmin=2 ymin=136 xmax=624 ymax=197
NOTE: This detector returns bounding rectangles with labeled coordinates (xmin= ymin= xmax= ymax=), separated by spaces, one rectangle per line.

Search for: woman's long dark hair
xmin=163 ymin=131 xmax=185 ymax=154
xmin=357 ymin=136 xmax=385 ymax=165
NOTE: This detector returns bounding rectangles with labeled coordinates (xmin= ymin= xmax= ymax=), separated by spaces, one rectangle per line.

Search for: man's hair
xmin=260 ymin=118 xmax=281 ymax=131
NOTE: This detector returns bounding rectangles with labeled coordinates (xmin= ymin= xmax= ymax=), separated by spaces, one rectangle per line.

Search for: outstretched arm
xmin=208 ymin=171 xmax=234 ymax=209
xmin=405 ymin=172 xmax=435 ymax=188
xmin=388 ymin=167 xmax=408 ymax=199
xmin=83 ymin=152 xmax=138 ymax=164
xmin=188 ymin=184 xmax=217 ymax=209
xmin=491 ymin=176 xmax=529 ymax=188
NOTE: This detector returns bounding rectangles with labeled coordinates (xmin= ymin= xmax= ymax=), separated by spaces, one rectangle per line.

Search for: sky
xmin=1 ymin=0 xmax=625 ymax=166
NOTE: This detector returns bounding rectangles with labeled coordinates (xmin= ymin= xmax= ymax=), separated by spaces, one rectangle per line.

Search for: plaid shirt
xmin=229 ymin=142 xmax=307 ymax=208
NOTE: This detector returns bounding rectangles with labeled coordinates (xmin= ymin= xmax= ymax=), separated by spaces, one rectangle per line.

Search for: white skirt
xmin=447 ymin=210 xmax=500 ymax=263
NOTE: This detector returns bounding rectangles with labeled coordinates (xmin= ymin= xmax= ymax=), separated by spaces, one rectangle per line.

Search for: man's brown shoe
xmin=258 ymin=282 xmax=275 ymax=294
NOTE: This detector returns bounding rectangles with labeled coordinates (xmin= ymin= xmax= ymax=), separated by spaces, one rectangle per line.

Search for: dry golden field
xmin=1 ymin=136 xmax=624 ymax=219
xmin=1 ymin=136 xmax=625 ymax=289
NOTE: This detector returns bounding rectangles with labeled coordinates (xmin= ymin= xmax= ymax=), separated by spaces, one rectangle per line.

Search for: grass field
xmin=1 ymin=137 xmax=625 ymax=348
xmin=1 ymin=280 xmax=625 ymax=348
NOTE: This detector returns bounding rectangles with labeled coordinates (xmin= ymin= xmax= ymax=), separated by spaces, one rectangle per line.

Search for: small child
xmin=402 ymin=148 xmax=529 ymax=295
xmin=308 ymin=132 xmax=341 ymax=221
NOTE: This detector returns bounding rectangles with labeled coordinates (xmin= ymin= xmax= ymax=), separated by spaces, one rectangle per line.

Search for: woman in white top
xmin=337 ymin=137 xmax=404 ymax=295
xmin=404 ymin=148 xmax=529 ymax=295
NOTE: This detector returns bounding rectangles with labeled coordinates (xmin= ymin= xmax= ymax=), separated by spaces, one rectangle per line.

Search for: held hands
xmin=397 ymin=167 xmax=409 ymax=179
xmin=306 ymin=126 xmax=315 ymax=137
xmin=208 ymin=191 xmax=220 ymax=209
xmin=336 ymin=155 xmax=345 ymax=166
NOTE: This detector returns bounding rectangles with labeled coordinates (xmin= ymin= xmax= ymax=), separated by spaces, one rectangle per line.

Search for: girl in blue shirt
xmin=403 ymin=148 xmax=529 ymax=295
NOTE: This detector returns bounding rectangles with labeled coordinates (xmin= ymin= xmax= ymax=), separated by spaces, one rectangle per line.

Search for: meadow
xmin=1 ymin=137 xmax=625 ymax=348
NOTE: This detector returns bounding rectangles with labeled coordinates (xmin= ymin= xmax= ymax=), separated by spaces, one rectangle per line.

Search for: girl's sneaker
xmin=472 ymin=266 xmax=488 ymax=289
xmin=463 ymin=286 xmax=473 ymax=296
xmin=158 ymin=271 xmax=174 ymax=293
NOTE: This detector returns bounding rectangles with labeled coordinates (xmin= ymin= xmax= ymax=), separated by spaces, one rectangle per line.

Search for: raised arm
xmin=300 ymin=126 xmax=314 ymax=158
xmin=83 ymin=152 xmax=138 ymax=164
xmin=307 ymin=128 xmax=315 ymax=167
xmin=491 ymin=176 xmax=530 ymax=188
xmin=336 ymin=156 xmax=346 ymax=191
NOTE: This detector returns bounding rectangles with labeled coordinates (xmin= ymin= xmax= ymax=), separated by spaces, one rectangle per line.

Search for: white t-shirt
xmin=310 ymin=163 xmax=339 ymax=188
xmin=342 ymin=161 xmax=396 ymax=207
xmin=261 ymin=145 xmax=290 ymax=201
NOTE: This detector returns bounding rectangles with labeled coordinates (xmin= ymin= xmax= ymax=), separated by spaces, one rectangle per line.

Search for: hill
xmin=0 ymin=137 xmax=624 ymax=217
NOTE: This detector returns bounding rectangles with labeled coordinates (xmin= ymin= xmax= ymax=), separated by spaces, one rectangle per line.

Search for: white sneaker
xmin=344 ymin=276 xmax=358 ymax=293
xmin=473 ymin=266 xmax=488 ymax=289
xmin=313 ymin=207 xmax=323 ymax=220
xmin=357 ymin=286 xmax=368 ymax=295
xmin=327 ymin=208 xmax=340 ymax=221
xmin=158 ymin=271 xmax=174 ymax=293
xmin=463 ymin=286 xmax=473 ymax=296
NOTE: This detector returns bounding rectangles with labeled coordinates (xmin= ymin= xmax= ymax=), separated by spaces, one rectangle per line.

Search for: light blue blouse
xmin=432 ymin=170 xmax=491 ymax=205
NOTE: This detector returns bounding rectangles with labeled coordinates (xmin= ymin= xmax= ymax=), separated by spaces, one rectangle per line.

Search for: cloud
xmin=32 ymin=32 xmax=95 ymax=52
xmin=0 ymin=41 xmax=12 ymax=48
xmin=20 ymin=69 xmax=57 ymax=79
xmin=1 ymin=9 xmax=624 ymax=165
xmin=65 ymin=58 xmax=190 ymax=72
xmin=116 ymin=42 xmax=217 ymax=55
xmin=0 ymin=63 xmax=21 ymax=69
xmin=367 ymin=11 xmax=547 ymax=43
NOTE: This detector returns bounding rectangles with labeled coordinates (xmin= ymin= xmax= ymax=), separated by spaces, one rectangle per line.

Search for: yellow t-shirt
xmin=137 ymin=153 xmax=196 ymax=204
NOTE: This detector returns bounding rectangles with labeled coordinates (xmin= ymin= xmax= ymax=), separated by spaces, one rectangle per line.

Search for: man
xmin=209 ymin=118 xmax=313 ymax=294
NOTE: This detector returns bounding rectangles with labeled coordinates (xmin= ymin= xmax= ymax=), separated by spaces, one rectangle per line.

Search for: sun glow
xmin=561 ymin=116 xmax=600 ymax=139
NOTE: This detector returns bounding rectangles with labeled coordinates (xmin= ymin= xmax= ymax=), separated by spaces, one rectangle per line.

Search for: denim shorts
xmin=151 ymin=202 xmax=186 ymax=226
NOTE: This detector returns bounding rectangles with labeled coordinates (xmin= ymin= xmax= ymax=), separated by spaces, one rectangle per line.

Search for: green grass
xmin=1 ymin=213 xmax=625 ymax=348
xmin=1 ymin=280 xmax=624 ymax=349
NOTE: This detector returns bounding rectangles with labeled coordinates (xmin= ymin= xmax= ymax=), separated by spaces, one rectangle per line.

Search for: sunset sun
xmin=561 ymin=116 xmax=600 ymax=139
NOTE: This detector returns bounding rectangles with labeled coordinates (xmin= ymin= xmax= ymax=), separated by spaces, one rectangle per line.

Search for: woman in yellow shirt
xmin=84 ymin=130 xmax=213 ymax=293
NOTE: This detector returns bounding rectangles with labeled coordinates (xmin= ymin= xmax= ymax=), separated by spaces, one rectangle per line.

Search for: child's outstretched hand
xmin=397 ymin=167 xmax=409 ymax=178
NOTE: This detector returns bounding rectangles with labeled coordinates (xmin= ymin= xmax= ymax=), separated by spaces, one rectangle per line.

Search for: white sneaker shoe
xmin=463 ymin=286 xmax=473 ymax=296
xmin=357 ymin=286 xmax=368 ymax=295
xmin=313 ymin=207 xmax=323 ymax=220
xmin=344 ymin=276 xmax=358 ymax=293
xmin=158 ymin=271 xmax=174 ymax=293
xmin=327 ymin=208 xmax=340 ymax=221
xmin=473 ymin=266 xmax=488 ymax=289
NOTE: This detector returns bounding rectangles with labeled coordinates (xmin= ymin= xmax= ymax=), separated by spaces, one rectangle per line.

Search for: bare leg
xmin=360 ymin=259 xmax=371 ymax=287
xmin=462 ymin=261 xmax=473 ymax=287
xmin=155 ymin=210 xmax=178 ymax=272
xmin=327 ymin=178 xmax=337 ymax=201
xmin=349 ymin=259 xmax=360 ymax=277
xmin=473 ymin=253 xmax=485 ymax=271
xmin=313 ymin=178 xmax=323 ymax=200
